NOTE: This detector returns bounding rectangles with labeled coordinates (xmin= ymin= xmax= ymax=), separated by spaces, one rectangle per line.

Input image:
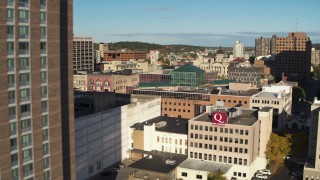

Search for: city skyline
xmin=74 ymin=0 xmax=320 ymax=46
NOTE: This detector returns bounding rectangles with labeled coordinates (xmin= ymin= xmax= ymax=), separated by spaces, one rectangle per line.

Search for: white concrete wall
xmin=153 ymin=132 xmax=187 ymax=154
xmin=75 ymin=96 xmax=161 ymax=180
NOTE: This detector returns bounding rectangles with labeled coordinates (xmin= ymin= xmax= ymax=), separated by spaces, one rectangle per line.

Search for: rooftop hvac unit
xmin=165 ymin=159 xmax=176 ymax=165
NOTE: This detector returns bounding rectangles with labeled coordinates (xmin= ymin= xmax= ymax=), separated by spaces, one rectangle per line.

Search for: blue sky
xmin=74 ymin=0 xmax=320 ymax=47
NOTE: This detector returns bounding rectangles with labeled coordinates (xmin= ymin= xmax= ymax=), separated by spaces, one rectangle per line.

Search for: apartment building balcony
xmin=23 ymin=171 xmax=33 ymax=178
xmin=7 ymin=0 xmax=14 ymax=6
xmin=8 ymin=50 xmax=14 ymax=56
xmin=21 ymin=127 xmax=31 ymax=134
xmin=19 ymin=50 xmax=29 ymax=55
xmin=9 ymin=114 xmax=16 ymax=120
xmin=19 ymin=18 xmax=29 ymax=23
xmin=10 ymin=145 xmax=17 ymax=151
xmin=21 ymin=111 xmax=30 ymax=118
xmin=10 ymin=129 xmax=16 ymax=136
xmin=22 ymin=141 xmax=31 ymax=148
xmin=23 ymin=156 xmax=32 ymax=163
xmin=19 ymin=65 xmax=29 ymax=71
xmin=20 ymin=96 xmax=30 ymax=102
xmin=9 ymin=98 xmax=15 ymax=104
xmin=20 ymin=81 xmax=30 ymax=86
xmin=12 ymin=160 xmax=18 ymax=167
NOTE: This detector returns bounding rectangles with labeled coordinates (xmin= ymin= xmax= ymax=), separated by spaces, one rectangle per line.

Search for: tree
xmin=292 ymin=86 xmax=306 ymax=104
xmin=265 ymin=133 xmax=292 ymax=164
xmin=207 ymin=170 xmax=227 ymax=180
xmin=291 ymin=132 xmax=308 ymax=158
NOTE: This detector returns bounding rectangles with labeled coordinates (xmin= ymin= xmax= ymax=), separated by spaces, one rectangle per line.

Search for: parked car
xmin=255 ymin=173 xmax=268 ymax=179
xmin=258 ymin=169 xmax=271 ymax=175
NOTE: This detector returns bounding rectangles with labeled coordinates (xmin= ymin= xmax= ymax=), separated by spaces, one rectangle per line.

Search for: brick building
xmin=103 ymin=51 xmax=147 ymax=61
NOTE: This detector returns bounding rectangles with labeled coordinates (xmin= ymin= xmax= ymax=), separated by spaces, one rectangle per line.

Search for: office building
xmin=271 ymin=32 xmax=312 ymax=84
xmin=0 ymin=0 xmax=75 ymax=179
xmin=170 ymin=64 xmax=205 ymax=87
xmin=255 ymin=37 xmax=271 ymax=57
xmin=73 ymin=36 xmax=94 ymax=71
xmin=74 ymin=92 xmax=161 ymax=179
xmin=228 ymin=61 xmax=263 ymax=85
xmin=177 ymin=104 xmax=273 ymax=179
xmin=103 ymin=51 xmax=147 ymax=61
xmin=233 ymin=41 xmax=244 ymax=58
xmin=304 ymin=98 xmax=320 ymax=179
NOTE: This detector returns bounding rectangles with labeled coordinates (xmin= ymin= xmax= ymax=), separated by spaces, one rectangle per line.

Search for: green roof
xmin=211 ymin=80 xmax=233 ymax=85
xmin=172 ymin=64 xmax=205 ymax=74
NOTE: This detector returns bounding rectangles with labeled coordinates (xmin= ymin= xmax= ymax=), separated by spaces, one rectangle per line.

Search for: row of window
xmin=163 ymin=102 xmax=191 ymax=106
xmin=8 ymin=57 xmax=47 ymax=71
xmin=252 ymin=99 xmax=280 ymax=105
xmin=162 ymin=108 xmax=191 ymax=113
xmin=190 ymin=125 xmax=249 ymax=135
xmin=181 ymin=172 xmax=203 ymax=179
xmin=190 ymin=142 xmax=248 ymax=153
xmin=9 ymin=115 xmax=48 ymax=135
xmin=7 ymin=9 xmax=46 ymax=23
xmin=156 ymin=136 xmax=187 ymax=146
xmin=7 ymin=25 xmax=46 ymax=39
xmin=190 ymin=134 xmax=249 ymax=144
xmin=9 ymin=101 xmax=48 ymax=120
xmin=189 ymin=152 xmax=248 ymax=166
xmin=7 ymin=42 xmax=47 ymax=55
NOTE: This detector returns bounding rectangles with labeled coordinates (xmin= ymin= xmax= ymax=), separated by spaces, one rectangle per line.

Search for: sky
xmin=74 ymin=0 xmax=320 ymax=47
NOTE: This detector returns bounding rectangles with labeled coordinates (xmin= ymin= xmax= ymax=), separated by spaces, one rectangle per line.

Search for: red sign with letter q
xmin=212 ymin=112 xmax=228 ymax=125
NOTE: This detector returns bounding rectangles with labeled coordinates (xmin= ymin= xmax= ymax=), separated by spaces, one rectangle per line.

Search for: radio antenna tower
xmin=295 ymin=18 xmax=299 ymax=32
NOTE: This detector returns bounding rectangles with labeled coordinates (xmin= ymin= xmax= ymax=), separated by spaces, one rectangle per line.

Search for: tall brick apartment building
xmin=0 ymin=0 xmax=75 ymax=179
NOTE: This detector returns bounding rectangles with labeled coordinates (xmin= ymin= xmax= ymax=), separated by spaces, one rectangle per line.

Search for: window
xmin=40 ymin=12 xmax=46 ymax=23
xmin=43 ymin=143 xmax=49 ymax=155
xmin=8 ymin=58 xmax=15 ymax=71
xmin=41 ymin=86 xmax=47 ymax=98
xmin=40 ymin=42 xmax=46 ymax=54
xmin=20 ymin=88 xmax=30 ymax=102
xmin=43 ymin=157 xmax=50 ymax=169
xmin=19 ymin=42 xmax=29 ymax=54
xmin=23 ymin=163 xmax=33 ymax=177
xmin=44 ymin=170 xmax=50 ymax=180
xmin=42 ymin=129 xmax=48 ymax=141
xmin=19 ymin=0 xmax=29 ymax=7
xmin=181 ymin=172 xmax=187 ymax=177
xmin=19 ymin=26 xmax=29 ymax=38
xmin=12 ymin=168 xmax=19 ymax=179
xmin=9 ymin=123 xmax=17 ymax=137
xmin=19 ymin=58 xmax=29 ymax=70
xmin=22 ymin=134 xmax=32 ymax=147
xmin=7 ymin=9 xmax=14 ymax=22
xmin=21 ymin=119 xmax=31 ymax=132
xmin=18 ymin=10 xmax=29 ymax=23
xmin=9 ymin=106 xmax=16 ymax=120
xmin=8 ymin=90 xmax=15 ymax=104
xmin=41 ymin=71 xmax=47 ymax=83
xmin=7 ymin=25 xmax=14 ymax=38
xmin=7 ymin=42 xmax=14 ymax=55
xmin=19 ymin=73 xmax=30 ymax=86
xmin=41 ymin=100 xmax=47 ymax=112
xmin=196 ymin=175 xmax=202 ymax=179
xmin=20 ymin=104 xmax=31 ymax=117
xmin=40 ymin=27 xmax=46 ymax=39
xmin=22 ymin=148 xmax=32 ymax=162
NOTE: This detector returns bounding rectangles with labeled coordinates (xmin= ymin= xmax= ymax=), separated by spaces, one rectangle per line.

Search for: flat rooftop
xmin=178 ymin=158 xmax=232 ymax=173
xmin=193 ymin=110 xmax=259 ymax=126
xmin=253 ymin=91 xmax=287 ymax=98
xmin=129 ymin=151 xmax=187 ymax=174
xmin=131 ymin=116 xmax=188 ymax=134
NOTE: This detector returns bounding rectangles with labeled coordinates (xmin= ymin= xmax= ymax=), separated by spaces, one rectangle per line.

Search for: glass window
xmin=41 ymin=57 xmax=47 ymax=68
xmin=41 ymin=100 xmax=47 ymax=112
xmin=19 ymin=26 xmax=29 ymax=38
xmin=19 ymin=73 xmax=30 ymax=86
xmin=42 ymin=129 xmax=48 ymax=141
xmin=18 ymin=10 xmax=29 ymax=22
xmin=43 ymin=157 xmax=50 ymax=169
xmin=7 ymin=25 xmax=14 ymax=38
xmin=19 ymin=58 xmax=29 ymax=70
xmin=40 ymin=12 xmax=46 ymax=23
xmin=41 ymin=86 xmax=47 ymax=98
xmin=44 ymin=170 xmax=50 ymax=180
xmin=9 ymin=106 xmax=16 ymax=120
xmin=22 ymin=148 xmax=32 ymax=159
xmin=9 ymin=122 xmax=16 ymax=135
xmin=40 ymin=27 xmax=46 ymax=38
xmin=7 ymin=9 xmax=14 ymax=22
xmin=21 ymin=119 xmax=31 ymax=130
xmin=23 ymin=163 xmax=33 ymax=176
xmin=12 ymin=168 xmax=19 ymax=178
xmin=7 ymin=42 xmax=14 ymax=55
xmin=41 ymin=71 xmax=47 ymax=83
xmin=19 ymin=42 xmax=29 ymax=54
xmin=43 ymin=143 xmax=49 ymax=155
xmin=8 ymin=58 xmax=15 ymax=71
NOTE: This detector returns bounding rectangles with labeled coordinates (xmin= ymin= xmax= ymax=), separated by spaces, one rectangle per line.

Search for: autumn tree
xmin=208 ymin=170 xmax=227 ymax=180
xmin=265 ymin=133 xmax=292 ymax=164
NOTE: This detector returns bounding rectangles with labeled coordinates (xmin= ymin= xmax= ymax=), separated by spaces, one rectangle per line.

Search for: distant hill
xmin=108 ymin=41 xmax=163 ymax=51
xmin=107 ymin=41 xmax=216 ymax=52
